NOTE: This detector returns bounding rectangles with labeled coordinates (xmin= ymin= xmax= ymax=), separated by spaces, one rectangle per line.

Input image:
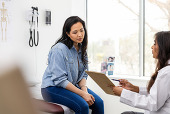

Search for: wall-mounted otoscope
xmin=29 ymin=6 xmax=39 ymax=47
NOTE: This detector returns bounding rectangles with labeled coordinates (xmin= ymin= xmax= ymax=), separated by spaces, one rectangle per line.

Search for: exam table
xmin=30 ymin=83 xmax=75 ymax=114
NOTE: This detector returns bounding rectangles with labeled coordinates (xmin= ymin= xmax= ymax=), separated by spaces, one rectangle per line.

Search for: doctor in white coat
xmin=112 ymin=31 xmax=170 ymax=114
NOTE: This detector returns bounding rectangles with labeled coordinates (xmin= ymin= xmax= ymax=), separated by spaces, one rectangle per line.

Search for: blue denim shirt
xmin=41 ymin=42 xmax=88 ymax=89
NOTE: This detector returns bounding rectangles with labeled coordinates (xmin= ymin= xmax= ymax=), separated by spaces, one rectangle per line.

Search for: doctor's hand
xmin=112 ymin=86 xmax=123 ymax=96
xmin=81 ymin=92 xmax=95 ymax=106
xmin=119 ymin=79 xmax=139 ymax=93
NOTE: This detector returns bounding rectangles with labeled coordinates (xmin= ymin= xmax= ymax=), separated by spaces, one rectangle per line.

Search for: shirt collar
xmin=71 ymin=44 xmax=82 ymax=53
xmin=158 ymin=59 xmax=170 ymax=72
xmin=167 ymin=59 xmax=170 ymax=64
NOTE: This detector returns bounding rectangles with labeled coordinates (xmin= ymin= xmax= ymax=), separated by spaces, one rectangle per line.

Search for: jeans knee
xmin=100 ymin=99 xmax=104 ymax=104
xmin=79 ymin=103 xmax=89 ymax=113
xmin=96 ymin=98 xmax=104 ymax=107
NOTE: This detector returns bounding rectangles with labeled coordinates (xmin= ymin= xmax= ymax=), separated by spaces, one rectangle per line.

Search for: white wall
xmin=0 ymin=0 xmax=86 ymax=82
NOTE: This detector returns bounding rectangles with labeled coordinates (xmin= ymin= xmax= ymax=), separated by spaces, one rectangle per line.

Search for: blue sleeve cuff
xmin=55 ymin=80 xmax=69 ymax=88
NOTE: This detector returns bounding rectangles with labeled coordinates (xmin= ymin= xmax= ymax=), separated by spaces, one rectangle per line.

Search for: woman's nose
xmin=78 ymin=32 xmax=82 ymax=36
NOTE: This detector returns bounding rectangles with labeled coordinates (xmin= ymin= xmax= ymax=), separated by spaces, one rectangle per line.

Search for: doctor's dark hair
xmin=147 ymin=31 xmax=170 ymax=92
xmin=53 ymin=16 xmax=88 ymax=67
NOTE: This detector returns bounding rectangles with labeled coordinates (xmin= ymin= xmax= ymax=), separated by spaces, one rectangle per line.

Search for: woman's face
xmin=151 ymin=38 xmax=159 ymax=59
xmin=67 ymin=22 xmax=85 ymax=45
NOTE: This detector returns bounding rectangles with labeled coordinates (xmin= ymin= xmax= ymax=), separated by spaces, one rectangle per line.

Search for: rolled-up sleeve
xmin=49 ymin=48 xmax=69 ymax=88
xmin=81 ymin=70 xmax=88 ymax=80
xmin=77 ymin=66 xmax=88 ymax=84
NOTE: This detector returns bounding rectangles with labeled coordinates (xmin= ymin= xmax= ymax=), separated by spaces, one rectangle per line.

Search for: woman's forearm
xmin=65 ymin=82 xmax=85 ymax=97
xmin=78 ymin=78 xmax=86 ymax=87
xmin=78 ymin=78 xmax=88 ymax=92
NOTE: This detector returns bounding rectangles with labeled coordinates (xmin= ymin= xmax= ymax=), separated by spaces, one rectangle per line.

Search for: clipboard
xmin=85 ymin=71 xmax=115 ymax=95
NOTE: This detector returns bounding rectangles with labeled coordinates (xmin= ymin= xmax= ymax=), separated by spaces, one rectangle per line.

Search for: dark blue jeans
xmin=41 ymin=86 xmax=104 ymax=114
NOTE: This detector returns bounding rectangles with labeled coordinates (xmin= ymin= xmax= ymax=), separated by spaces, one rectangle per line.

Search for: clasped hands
xmin=81 ymin=86 xmax=95 ymax=106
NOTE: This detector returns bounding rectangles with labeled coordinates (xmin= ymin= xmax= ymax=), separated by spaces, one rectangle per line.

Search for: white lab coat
xmin=120 ymin=61 xmax=170 ymax=114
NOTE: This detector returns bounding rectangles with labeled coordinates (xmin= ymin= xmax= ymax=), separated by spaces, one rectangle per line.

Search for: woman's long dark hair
xmin=52 ymin=16 xmax=88 ymax=67
xmin=147 ymin=31 xmax=170 ymax=92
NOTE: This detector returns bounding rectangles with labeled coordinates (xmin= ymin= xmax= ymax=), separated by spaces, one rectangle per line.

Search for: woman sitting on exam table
xmin=41 ymin=16 xmax=104 ymax=114
xmin=113 ymin=31 xmax=170 ymax=114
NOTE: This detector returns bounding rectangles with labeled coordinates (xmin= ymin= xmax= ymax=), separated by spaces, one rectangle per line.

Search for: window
xmin=87 ymin=0 xmax=139 ymax=76
xmin=145 ymin=0 xmax=170 ymax=76
xmin=87 ymin=0 xmax=170 ymax=77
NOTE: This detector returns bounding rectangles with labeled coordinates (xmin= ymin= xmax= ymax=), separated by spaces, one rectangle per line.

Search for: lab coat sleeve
xmin=139 ymin=87 xmax=148 ymax=95
xmin=120 ymin=70 xmax=170 ymax=111
xmin=49 ymin=48 xmax=69 ymax=88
